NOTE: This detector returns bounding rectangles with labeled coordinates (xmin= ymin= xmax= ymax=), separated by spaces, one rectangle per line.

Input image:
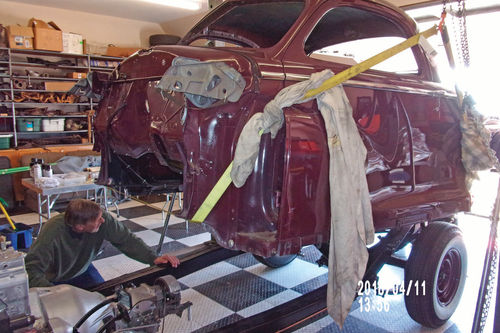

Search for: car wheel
xmin=404 ymin=222 xmax=467 ymax=328
xmin=253 ymin=254 xmax=298 ymax=268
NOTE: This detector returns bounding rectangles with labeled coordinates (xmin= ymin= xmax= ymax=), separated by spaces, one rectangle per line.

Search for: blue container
xmin=0 ymin=223 xmax=33 ymax=249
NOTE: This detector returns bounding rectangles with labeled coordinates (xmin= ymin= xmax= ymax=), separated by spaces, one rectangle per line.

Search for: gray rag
xmin=52 ymin=155 xmax=101 ymax=174
xmin=460 ymin=97 xmax=499 ymax=187
xmin=230 ymin=70 xmax=374 ymax=327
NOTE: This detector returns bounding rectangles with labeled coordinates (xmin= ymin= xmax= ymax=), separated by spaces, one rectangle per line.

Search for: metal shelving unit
xmin=0 ymin=75 xmax=80 ymax=80
xmin=0 ymin=47 xmax=122 ymax=148
xmin=0 ymin=102 xmax=92 ymax=107
xmin=0 ymin=114 xmax=91 ymax=118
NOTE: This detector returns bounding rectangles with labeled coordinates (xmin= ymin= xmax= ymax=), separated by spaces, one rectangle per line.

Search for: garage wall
xmin=159 ymin=12 xmax=207 ymax=38
xmin=391 ymin=0 xmax=438 ymax=7
xmin=0 ymin=0 xmax=166 ymax=48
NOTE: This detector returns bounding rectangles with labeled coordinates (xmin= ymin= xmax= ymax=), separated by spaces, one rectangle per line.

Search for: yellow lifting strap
xmin=303 ymin=25 xmax=438 ymax=99
xmin=191 ymin=25 xmax=438 ymax=223
xmin=0 ymin=199 xmax=16 ymax=230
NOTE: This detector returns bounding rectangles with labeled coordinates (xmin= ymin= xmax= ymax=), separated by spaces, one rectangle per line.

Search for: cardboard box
xmin=44 ymin=81 xmax=75 ymax=91
xmin=106 ymin=46 xmax=140 ymax=57
xmin=29 ymin=18 xmax=62 ymax=52
xmin=63 ymin=32 xmax=83 ymax=54
xmin=7 ymin=25 xmax=34 ymax=49
xmin=67 ymin=72 xmax=87 ymax=79
xmin=83 ymin=40 xmax=108 ymax=55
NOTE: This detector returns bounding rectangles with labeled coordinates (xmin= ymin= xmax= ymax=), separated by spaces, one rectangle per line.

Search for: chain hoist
xmin=442 ymin=0 xmax=471 ymax=67
xmin=439 ymin=4 xmax=497 ymax=332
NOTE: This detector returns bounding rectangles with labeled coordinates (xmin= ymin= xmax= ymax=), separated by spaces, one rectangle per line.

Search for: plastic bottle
xmin=32 ymin=163 xmax=42 ymax=181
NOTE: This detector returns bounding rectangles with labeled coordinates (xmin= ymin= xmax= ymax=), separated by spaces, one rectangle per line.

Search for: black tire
xmin=404 ymin=222 xmax=467 ymax=328
xmin=253 ymin=254 xmax=298 ymax=268
xmin=149 ymin=34 xmax=181 ymax=46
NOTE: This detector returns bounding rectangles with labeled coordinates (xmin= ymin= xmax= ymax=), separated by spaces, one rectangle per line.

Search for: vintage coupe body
xmin=92 ymin=0 xmax=470 ymax=327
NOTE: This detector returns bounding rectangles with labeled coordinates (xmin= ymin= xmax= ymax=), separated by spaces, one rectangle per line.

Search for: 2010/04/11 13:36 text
xmin=357 ymin=280 xmax=427 ymax=312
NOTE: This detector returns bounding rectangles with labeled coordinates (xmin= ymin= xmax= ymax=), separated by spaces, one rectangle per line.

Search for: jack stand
xmin=157 ymin=192 xmax=177 ymax=255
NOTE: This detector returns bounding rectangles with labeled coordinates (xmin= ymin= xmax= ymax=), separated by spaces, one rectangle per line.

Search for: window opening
xmin=185 ymin=1 xmax=305 ymax=48
xmin=305 ymin=7 xmax=419 ymax=74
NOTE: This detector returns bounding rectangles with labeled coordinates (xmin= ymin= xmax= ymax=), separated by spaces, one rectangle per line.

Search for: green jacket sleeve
xmin=102 ymin=212 xmax=157 ymax=265
xmin=25 ymin=239 xmax=55 ymax=287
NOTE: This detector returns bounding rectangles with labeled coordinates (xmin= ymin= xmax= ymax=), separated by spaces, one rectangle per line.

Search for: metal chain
xmin=452 ymin=4 xmax=464 ymax=66
xmin=449 ymin=2 xmax=464 ymax=66
xmin=442 ymin=0 xmax=471 ymax=67
xmin=456 ymin=0 xmax=471 ymax=67
xmin=478 ymin=239 xmax=498 ymax=332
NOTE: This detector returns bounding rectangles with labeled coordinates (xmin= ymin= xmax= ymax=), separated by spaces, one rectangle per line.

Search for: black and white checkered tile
xmin=1 ymin=185 xmax=497 ymax=332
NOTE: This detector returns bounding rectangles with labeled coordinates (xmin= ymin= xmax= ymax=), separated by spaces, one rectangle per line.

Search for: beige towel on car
xmin=231 ymin=70 xmax=374 ymax=327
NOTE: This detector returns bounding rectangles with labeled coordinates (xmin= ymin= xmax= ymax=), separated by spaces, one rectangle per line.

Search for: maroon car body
xmin=92 ymin=0 xmax=471 ymax=327
xmin=94 ymin=0 xmax=469 ymax=257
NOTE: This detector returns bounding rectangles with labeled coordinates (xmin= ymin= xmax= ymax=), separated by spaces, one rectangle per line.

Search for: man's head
xmin=65 ymin=199 xmax=104 ymax=233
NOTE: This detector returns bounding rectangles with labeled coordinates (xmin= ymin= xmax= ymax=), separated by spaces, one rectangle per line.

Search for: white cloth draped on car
xmin=230 ymin=69 xmax=374 ymax=327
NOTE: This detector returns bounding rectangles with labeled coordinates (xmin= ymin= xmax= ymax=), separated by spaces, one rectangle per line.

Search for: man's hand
xmin=154 ymin=254 xmax=180 ymax=267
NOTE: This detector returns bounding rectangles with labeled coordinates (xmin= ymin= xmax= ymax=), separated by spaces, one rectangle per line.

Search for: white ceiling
xmin=8 ymin=0 xmax=433 ymax=24
xmin=9 ymin=0 xmax=210 ymax=24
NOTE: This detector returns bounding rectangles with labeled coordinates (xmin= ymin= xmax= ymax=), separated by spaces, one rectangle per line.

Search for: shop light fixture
xmin=141 ymin=0 xmax=202 ymax=10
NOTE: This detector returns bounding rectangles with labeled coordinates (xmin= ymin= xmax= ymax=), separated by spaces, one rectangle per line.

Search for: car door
xmin=278 ymin=1 xmax=468 ymax=232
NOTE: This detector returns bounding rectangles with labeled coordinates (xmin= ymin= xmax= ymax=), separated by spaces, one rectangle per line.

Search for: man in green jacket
xmin=25 ymin=199 xmax=180 ymax=288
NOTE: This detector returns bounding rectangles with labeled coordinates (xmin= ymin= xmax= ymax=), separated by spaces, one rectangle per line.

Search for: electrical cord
xmin=72 ymin=297 xmax=117 ymax=333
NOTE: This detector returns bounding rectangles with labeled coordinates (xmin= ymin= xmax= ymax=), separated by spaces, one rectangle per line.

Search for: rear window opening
xmin=183 ymin=1 xmax=305 ymax=48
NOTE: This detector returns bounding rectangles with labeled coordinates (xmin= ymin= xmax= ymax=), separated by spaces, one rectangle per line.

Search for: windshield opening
xmin=183 ymin=1 xmax=305 ymax=48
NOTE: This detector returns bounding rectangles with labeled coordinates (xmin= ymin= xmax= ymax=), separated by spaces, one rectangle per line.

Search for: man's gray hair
xmin=64 ymin=199 xmax=101 ymax=227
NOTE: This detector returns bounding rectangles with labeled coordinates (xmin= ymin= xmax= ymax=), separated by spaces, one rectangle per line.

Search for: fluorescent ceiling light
xmin=141 ymin=0 xmax=201 ymax=10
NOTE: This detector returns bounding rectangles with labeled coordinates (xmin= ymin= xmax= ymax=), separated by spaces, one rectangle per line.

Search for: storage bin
xmin=0 ymin=223 xmax=33 ymax=249
xmin=42 ymin=118 xmax=65 ymax=132
xmin=0 ymin=118 xmax=13 ymax=132
xmin=0 ymin=134 xmax=12 ymax=149
xmin=16 ymin=118 xmax=41 ymax=132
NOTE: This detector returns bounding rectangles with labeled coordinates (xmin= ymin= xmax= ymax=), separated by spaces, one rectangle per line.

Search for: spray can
xmin=29 ymin=158 xmax=36 ymax=178
xmin=42 ymin=164 xmax=52 ymax=178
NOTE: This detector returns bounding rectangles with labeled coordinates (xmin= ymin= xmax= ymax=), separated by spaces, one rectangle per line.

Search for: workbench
xmin=21 ymin=178 xmax=107 ymax=234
